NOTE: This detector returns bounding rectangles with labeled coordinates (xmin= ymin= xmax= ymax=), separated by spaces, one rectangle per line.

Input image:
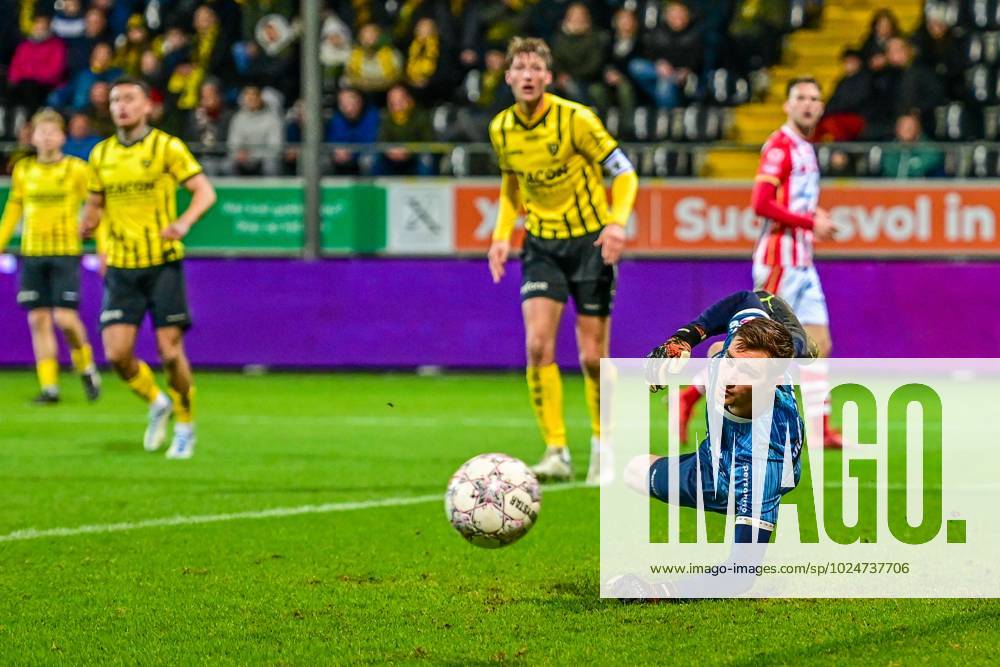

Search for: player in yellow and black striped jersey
xmin=488 ymin=92 xmax=619 ymax=240
xmin=81 ymin=77 xmax=217 ymax=460
xmin=486 ymin=37 xmax=638 ymax=485
xmin=86 ymin=125 xmax=202 ymax=269
xmin=0 ymin=108 xmax=101 ymax=404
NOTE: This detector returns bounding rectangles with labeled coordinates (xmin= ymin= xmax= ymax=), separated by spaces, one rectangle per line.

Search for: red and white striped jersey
xmin=752 ymin=124 xmax=820 ymax=268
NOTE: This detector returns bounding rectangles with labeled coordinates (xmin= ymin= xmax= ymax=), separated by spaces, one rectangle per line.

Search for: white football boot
xmin=166 ymin=424 xmax=196 ymax=460
xmin=586 ymin=436 xmax=614 ymax=487
xmin=531 ymin=446 xmax=572 ymax=482
xmin=144 ymin=396 xmax=173 ymax=452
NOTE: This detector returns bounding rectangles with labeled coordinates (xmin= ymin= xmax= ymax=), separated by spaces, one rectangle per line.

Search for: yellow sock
xmin=526 ymin=364 xmax=566 ymax=447
xmin=36 ymin=358 xmax=59 ymax=392
xmin=167 ymin=386 xmax=196 ymax=424
xmin=583 ymin=372 xmax=601 ymax=439
xmin=70 ymin=344 xmax=94 ymax=374
xmin=126 ymin=361 xmax=163 ymax=405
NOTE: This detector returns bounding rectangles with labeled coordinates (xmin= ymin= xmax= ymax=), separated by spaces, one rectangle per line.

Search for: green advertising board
xmin=321 ymin=183 xmax=386 ymax=253
xmin=180 ymin=180 xmax=387 ymax=254
xmin=1 ymin=179 xmax=387 ymax=255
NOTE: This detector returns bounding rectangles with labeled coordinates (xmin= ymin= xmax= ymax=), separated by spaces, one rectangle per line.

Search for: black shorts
xmin=17 ymin=256 xmax=81 ymax=310
xmin=100 ymin=261 xmax=192 ymax=330
xmin=520 ymin=230 xmax=616 ymax=316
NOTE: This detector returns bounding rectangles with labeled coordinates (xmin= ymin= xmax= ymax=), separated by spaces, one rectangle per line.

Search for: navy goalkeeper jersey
xmin=694 ymin=377 xmax=803 ymax=529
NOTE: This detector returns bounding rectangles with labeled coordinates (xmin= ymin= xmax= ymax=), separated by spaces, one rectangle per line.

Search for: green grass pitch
xmin=1 ymin=370 xmax=998 ymax=665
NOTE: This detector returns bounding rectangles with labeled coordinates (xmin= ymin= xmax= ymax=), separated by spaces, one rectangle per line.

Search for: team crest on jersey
xmin=547 ymin=143 xmax=559 ymax=155
xmin=142 ymin=159 xmax=152 ymax=167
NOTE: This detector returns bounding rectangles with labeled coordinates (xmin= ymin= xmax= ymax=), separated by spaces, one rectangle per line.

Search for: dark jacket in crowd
xmin=552 ymin=28 xmax=611 ymax=83
xmin=639 ymin=21 xmax=704 ymax=72
xmin=825 ymin=70 xmax=871 ymax=115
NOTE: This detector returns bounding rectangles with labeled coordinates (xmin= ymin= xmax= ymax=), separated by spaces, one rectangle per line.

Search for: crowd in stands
xmin=0 ymin=0 xmax=997 ymax=178
xmin=819 ymin=2 xmax=1000 ymax=177
xmin=0 ymin=0 xmax=819 ymax=176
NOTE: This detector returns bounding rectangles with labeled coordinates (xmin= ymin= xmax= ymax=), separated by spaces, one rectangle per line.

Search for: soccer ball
xmin=444 ymin=453 xmax=541 ymax=548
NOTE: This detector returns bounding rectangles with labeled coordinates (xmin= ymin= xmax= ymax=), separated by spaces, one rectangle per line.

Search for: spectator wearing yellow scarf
xmin=113 ymin=15 xmax=150 ymax=77
xmin=406 ymin=18 xmax=439 ymax=88
xmin=344 ymin=23 xmax=402 ymax=93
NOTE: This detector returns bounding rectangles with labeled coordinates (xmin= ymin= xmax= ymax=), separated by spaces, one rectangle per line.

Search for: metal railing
xmin=4 ymin=140 xmax=1000 ymax=179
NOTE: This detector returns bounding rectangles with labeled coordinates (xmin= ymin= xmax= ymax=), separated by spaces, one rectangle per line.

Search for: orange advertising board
xmin=453 ymin=182 xmax=1000 ymax=257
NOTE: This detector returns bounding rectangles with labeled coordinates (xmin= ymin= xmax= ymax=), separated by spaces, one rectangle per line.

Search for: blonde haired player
xmin=81 ymin=78 xmax=216 ymax=459
xmin=487 ymin=37 xmax=638 ymax=483
xmin=0 ymin=109 xmax=101 ymax=403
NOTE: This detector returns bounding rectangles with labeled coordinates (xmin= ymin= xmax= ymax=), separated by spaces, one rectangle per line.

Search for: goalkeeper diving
xmin=633 ymin=289 xmax=818 ymax=544
xmin=609 ymin=290 xmax=816 ymax=599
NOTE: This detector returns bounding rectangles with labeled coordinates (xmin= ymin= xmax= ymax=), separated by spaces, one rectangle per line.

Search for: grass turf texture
xmin=0 ymin=370 xmax=998 ymax=665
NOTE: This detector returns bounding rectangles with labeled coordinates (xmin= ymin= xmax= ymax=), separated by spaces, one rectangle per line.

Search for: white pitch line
xmin=0 ymin=482 xmax=591 ymax=544
xmin=0 ymin=413 xmax=591 ymax=429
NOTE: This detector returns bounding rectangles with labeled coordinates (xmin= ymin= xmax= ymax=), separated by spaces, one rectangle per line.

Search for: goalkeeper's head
xmin=729 ymin=317 xmax=795 ymax=360
xmin=722 ymin=317 xmax=795 ymax=416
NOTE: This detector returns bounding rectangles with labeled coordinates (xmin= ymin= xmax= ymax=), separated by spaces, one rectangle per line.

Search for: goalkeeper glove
xmin=645 ymin=338 xmax=692 ymax=392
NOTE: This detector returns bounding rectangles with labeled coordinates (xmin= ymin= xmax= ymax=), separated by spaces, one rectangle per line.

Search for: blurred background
xmin=0 ymin=0 xmax=998 ymax=369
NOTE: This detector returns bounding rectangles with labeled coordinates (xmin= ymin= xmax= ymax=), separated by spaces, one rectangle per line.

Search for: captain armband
xmin=601 ymin=147 xmax=635 ymax=177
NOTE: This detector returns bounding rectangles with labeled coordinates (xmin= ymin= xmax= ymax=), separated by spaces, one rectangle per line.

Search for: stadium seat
xmin=439 ymin=146 xmax=497 ymax=177
xmin=650 ymin=147 xmax=674 ymax=177
xmin=704 ymin=69 xmax=751 ymax=107
xmin=964 ymin=31 xmax=1000 ymax=65
xmin=692 ymin=107 xmax=729 ymax=142
xmin=967 ymin=0 xmax=1000 ymax=29
xmin=865 ymin=145 xmax=884 ymax=176
xmin=604 ymin=107 xmax=622 ymax=139
xmin=623 ymin=147 xmax=643 ymax=173
xmin=636 ymin=0 xmax=662 ymax=30
xmin=631 ymin=146 xmax=690 ymax=177
xmin=936 ymin=0 xmax=965 ymax=27
xmin=632 ymin=106 xmax=671 ymax=142
xmin=969 ymin=143 xmax=1000 ymax=175
xmin=942 ymin=147 xmax=962 ymax=176
xmin=964 ymin=64 xmax=997 ymax=103
xmin=815 ymin=145 xmax=835 ymax=172
xmin=631 ymin=106 xmax=727 ymax=143
xmin=983 ymin=104 xmax=1000 ymax=138
xmin=628 ymin=105 xmax=729 ymax=142
xmin=440 ymin=146 xmax=467 ymax=177
xmin=682 ymin=73 xmax=700 ymax=104
xmin=668 ymin=148 xmax=697 ymax=177
xmin=934 ymin=102 xmax=985 ymax=140
xmin=0 ymin=105 xmax=13 ymax=141
xmin=431 ymin=104 xmax=465 ymax=142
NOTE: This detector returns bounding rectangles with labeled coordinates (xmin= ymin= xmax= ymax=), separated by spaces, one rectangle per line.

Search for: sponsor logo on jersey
xmin=105 ymin=181 xmax=157 ymax=196
xmin=519 ymin=164 xmax=569 ymax=184
xmin=27 ymin=192 xmax=70 ymax=203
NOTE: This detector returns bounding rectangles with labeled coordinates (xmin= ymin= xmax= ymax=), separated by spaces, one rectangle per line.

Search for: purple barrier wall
xmin=0 ymin=258 xmax=997 ymax=367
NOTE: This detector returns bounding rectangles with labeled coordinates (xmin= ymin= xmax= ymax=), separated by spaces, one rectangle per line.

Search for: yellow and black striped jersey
xmin=488 ymin=93 xmax=619 ymax=239
xmin=88 ymin=128 xmax=202 ymax=269
xmin=0 ymin=155 xmax=88 ymax=256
